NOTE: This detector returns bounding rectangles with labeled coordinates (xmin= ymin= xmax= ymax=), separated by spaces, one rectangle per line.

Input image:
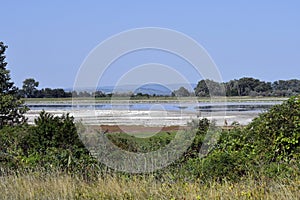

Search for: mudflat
xmin=26 ymin=109 xmax=259 ymax=127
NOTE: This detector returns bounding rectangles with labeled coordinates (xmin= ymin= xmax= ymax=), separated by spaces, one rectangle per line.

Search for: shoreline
xmin=26 ymin=109 xmax=259 ymax=127
xmin=24 ymin=97 xmax=282 ymax=127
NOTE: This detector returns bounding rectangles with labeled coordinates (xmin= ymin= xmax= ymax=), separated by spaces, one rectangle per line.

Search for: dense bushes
xmin=1 ymin=96 xmax=299 ymax=183
xmin=198 ymin=95 xmax=300 ymax=180
xmin=26 ymin=111 xmax=85 ymax=152
xmin=218 ymin=95 xmax=300 ymax=164
xmin=246 ymin=95 xmax=300 ymax=162
xmin=154 ymin=95 xmax=300 ymax=181
xmin=0 ymin=111 xmax=97 ymax=173
xmin=0 ymin=125 xmax=29 ymax=169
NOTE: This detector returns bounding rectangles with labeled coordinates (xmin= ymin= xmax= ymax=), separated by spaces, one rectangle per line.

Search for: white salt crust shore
xmin=26 ymin=109 xmax=259 ymax=127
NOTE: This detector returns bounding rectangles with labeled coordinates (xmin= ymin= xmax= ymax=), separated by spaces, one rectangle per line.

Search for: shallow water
xmin=27 ymin=101 xmax=282 ymax=113
xmin=25 ymin=101 xmax=283 ymax=126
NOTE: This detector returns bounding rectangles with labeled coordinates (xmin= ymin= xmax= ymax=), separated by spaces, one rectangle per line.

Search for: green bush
xmin=0 ymin=111 xmax=100 ymax=174
xmin=246 ymin=95 xmax=300 ymax=162
xmin=25 ymin=110 xmax=85 ymax=152
xmin=0 ymin=125 xmax=29 ymax=169
xmin=206 ymin=95 xmax=300 ymax=180
xmin=200 ymin=150 xmax=247 ymax=181
xmin=184 ymin=118 xmax=210 ymax=157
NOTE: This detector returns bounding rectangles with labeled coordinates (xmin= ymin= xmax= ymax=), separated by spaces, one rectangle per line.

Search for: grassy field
xmin=0 ymin=171 xmax=299 ymax=200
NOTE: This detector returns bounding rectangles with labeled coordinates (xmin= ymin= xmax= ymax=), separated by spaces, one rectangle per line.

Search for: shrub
xmin=0 ymin=111 xmax=99 ymax=173
xmin=24 ymin=110 xmax=86 ymax=154
xmin=245 ymin=95 xmax=300 ymax=162
xmin=208 ymin=95 xmax=300 ymax=180
xmin=0 ymin=125 xmax=29 ymax=169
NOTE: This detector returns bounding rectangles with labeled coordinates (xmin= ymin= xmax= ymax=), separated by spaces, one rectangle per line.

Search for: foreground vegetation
xmin=0 ymin=171 xmax=299 ymax=199
xmin=0 ymin=95 xmax=299 ymax=199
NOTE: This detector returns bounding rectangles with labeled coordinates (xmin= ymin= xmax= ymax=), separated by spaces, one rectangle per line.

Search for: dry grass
xmin=0 ymin=171 xmax=299 ymax=200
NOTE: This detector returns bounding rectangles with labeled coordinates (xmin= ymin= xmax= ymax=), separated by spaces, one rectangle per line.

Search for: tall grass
xmin=0 ymin=170 xmax=299 ymax=199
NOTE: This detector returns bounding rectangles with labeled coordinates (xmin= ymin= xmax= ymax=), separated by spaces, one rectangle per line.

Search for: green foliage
xmin=27 ymin=110 xmax=85 ymax=152
xmin=172 ymin=86 xmax=191 ymax=97
xmin=245 ymin=95 xmax=300 ymax=162
xmin=195 ymin=77 xmax=300 ymax=97
xmin=272 ymin=79 xmax=300 ymax=96
xmin=200 ymin=150 xmax=247 ymax=181
xmin=183 ymin=118 xmax=210 ymax=159
xmin=35 ymin=88 xmax=72 ymax=98
xmin=0 ymin=125 xmax=29 ymax=169
xmin=234 ymin=77 xmax=261 ymax=96
xmin=168 ymin=95 xmax=300 ymax=181
xmin=1 ymin=95 xmax=299 ymax=183
xmin=21 ymin=78 xmax=39 ymax=98
xmin=0 ymin=110 xmax=100 ymax=174
xmin=0 ymin=42 xmax=28 ymax=128
xmin=208 ymin=95 xmax=300 ymax=180
xmin=194 ymin=79 xmax=224 ymax=97
xmin=107 ymin=131 xmax=175 ymax=153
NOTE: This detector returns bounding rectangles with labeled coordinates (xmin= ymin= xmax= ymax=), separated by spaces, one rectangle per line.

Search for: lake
xmin=25 ymin=101 xmax=283 ymax=126
xmin=27 ymin=101 xmax=282 ymax=113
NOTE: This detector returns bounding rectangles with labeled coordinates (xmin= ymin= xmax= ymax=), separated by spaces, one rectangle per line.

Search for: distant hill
xmin=134 ymin=84 xmax=173 ymax=96
xmin=68 ymin=83 xmax=197 ymax=96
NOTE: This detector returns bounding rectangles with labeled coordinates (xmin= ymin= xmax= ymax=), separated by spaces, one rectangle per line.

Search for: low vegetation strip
xmin=99 ymin=125 xmax=184 ymax=134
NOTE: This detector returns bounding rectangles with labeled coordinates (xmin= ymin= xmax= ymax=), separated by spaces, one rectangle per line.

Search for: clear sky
xmin=2 ymin=1 xmax=300 ymax=88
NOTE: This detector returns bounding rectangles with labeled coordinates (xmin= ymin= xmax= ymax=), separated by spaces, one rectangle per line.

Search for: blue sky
xmin=2 ymin=1 xmax=300 ymax=88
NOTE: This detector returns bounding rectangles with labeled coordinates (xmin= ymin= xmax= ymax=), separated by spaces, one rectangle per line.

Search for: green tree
xmin=25 ymin=111 xmax=85 ymax=152
xmin=225 ymin=80 xmax=238 ymax=96
xmin=22 ymin=78 xmax=39 ymax=98
xmin=172 ymin=86 xmax=191 ymax=97
xmin=194 ymin=79 xmax=224 ymax=97
xmin=236 ymin=77 xmax=260 ymax=96
xmin=254 ymin=81 xmax=272 ymax=95
xmin=0 ymin=42 xmax=28 ymax=128
xmin=194 ymin=80 xmax=209 ymax=97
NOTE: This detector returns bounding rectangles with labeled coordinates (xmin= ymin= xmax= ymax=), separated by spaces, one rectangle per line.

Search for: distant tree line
xmin=18 ymin=77 xmax=300 ymax=98
xmin=18 ymin=78 xmax=172 ymax=98
xmin=18 ymin=78 xmax=72 ymax=98
xmin=194 ymin=77 xmax=300 ymax=97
